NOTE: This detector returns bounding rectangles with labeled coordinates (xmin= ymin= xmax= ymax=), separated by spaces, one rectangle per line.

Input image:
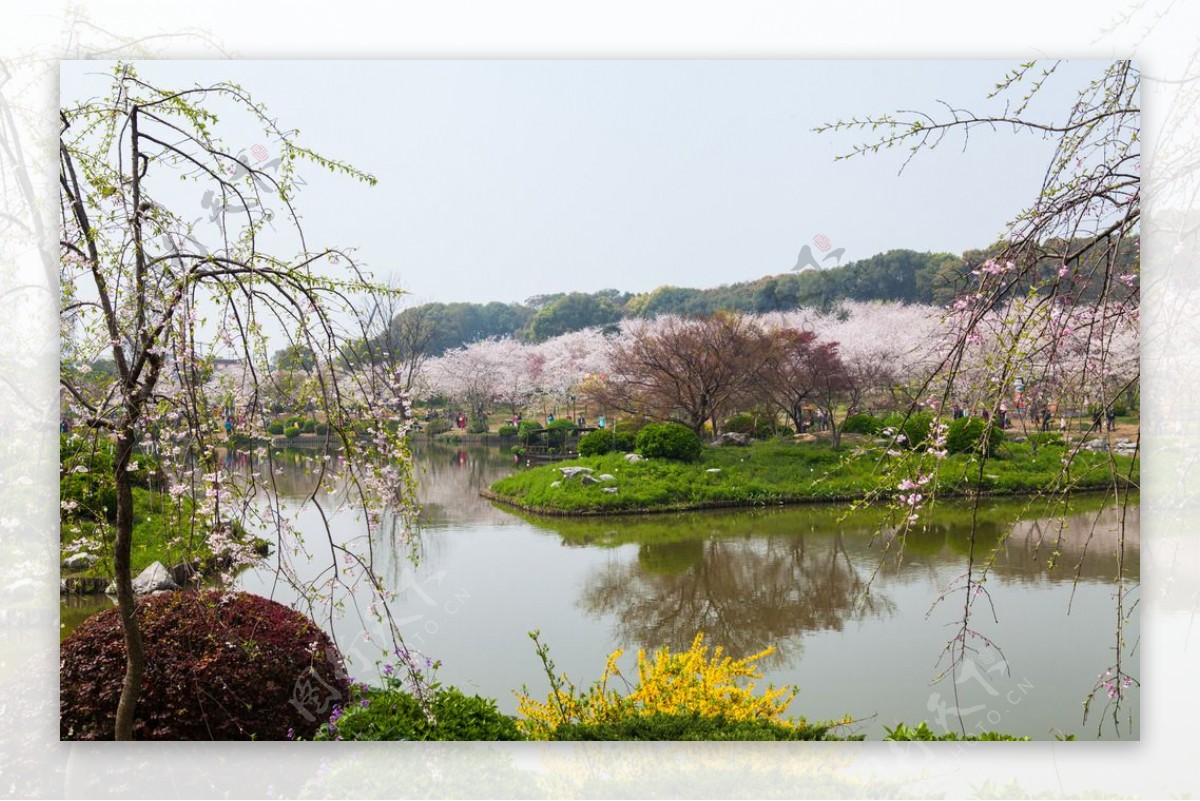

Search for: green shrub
xmin=517 ymin=419 xmax=542 ymax=444
xmin=550 ymin=711 xmax=849 ymax=741
xmin=884 ymin=721 xmax=1030 ymax=741
xmin=302 ymin=419 xmax=317 ymax=434
xmin=881 ymin=412 xmax=932 ymax=450
xmin=575 ymin=428 xmax=642 ymax=457
xmin=316 ymin=686 xmax=523 ymax=741
xmin=612 ymin=419 xmax=648 ymax=436
xmin=61 ymin=591 xmax=349 ymax=740
xmin=267 ymin=421 xmax=285 ymax=436
xmin=842 ymin=413 xmax=882 ymax=435
xmin=946 ymin=416 xmax=1005 ymax=456
xmin=283 ymin=425 xmax=301 ymax=438
xmin=315 ymin=421 xmax=329 ymax=435
xmin=545 ymin=418 xmax=577 ymax=448
xmin=636 ymin=422 xmax=703 ymax=462
xmin=497 ymin=424 xmax=518 ymax=438
xmin=578 ymin=428 xmax=613 ymax=457
xmin=468 ymin=413 xmax=489 ymax=434
xmin=425 ymin=418 xmax=452 ymax=435
xmin=723 ymin=413 xmax=774 ymax=439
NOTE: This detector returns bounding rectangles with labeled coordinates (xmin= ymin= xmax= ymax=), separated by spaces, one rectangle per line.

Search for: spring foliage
xmin=514 ymin=632 xmax=814 ymax=740
xmin=635 ymin=422 xmax=703 ymax=462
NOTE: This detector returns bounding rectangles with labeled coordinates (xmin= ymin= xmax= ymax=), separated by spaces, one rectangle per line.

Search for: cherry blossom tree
xmin=59 ymin=64 xmax=418 ymax=739
xmin=421 ymin=342 xmax=503 ymax=421
xmin=820 ymin=60 xmax=1140 ymax=735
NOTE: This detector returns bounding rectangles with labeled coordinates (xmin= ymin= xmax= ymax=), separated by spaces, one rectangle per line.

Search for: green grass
xmin=61 ymin=487 xmax=264 ymax=579
xmin=486 ymin=438 xmax=1138 ymax=515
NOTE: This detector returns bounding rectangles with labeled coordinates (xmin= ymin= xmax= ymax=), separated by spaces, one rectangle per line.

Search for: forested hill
xmin=375 ymin=239 xmax=1138 ymax=357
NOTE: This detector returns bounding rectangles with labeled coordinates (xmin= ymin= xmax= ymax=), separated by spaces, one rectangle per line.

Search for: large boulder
xmin=714 ymin=432 xmax=752 ymax=446
xmin=62 ymin=552 xmax=98 ymax=570
xmin=559 ymin=466 xmax=595 ymax=481
xmin=107 ymin=561 xmax=180 ymax=596
xmin=133 ymin=562 xmax=180 ymax=594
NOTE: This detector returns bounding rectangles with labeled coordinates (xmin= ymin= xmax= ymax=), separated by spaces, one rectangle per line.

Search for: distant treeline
xmin=378 ymin=238 xmax=1138 ymax=356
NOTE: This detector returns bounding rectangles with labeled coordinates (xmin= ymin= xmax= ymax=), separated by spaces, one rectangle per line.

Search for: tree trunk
xmin=827 ymin=409 xmax=842 ymax=450
xmin=112 ymin=429 xmax=145 ymax=740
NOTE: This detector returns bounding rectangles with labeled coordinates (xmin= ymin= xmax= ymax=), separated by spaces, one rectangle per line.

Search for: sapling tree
xmin=59 ymin=63 xmax=419 ymax=739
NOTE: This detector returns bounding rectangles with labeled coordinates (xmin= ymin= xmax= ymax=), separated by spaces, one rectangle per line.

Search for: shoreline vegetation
xmin=483 ymin=434 xmax=1139 ymax=517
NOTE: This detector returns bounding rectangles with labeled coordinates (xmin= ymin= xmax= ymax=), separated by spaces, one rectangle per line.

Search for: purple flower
xmin=360 ymin=698 xmax=370 ymax=709
xmin=285 ymin=727 xmax=295 ymax=740
xmin=382 ymin=663 xmax=394 ymax=675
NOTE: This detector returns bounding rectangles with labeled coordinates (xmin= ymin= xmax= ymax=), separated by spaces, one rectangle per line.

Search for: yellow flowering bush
xmin=515 ymin=632 xmax=803 ymax=740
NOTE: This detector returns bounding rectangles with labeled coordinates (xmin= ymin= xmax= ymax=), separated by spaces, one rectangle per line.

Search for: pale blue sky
xmin=62 ymin=59 xmax=1111 ymax=306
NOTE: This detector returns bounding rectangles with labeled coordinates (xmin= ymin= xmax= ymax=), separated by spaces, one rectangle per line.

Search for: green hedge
xmin=881 ymin=412 xmax=932 ymax=450
xmin=884 ymin=721 xmax=1032 ymax=741
xmin=946 ymin=416 xmax=1004 ymax=456
xmin=550 ymin=712 xmax=853 ymax=741
xmin=842 ymin=413 xmax=883 ymax=435
xmin=578 ymin=428 xmax=637 ymax=457
xmin=723 ymin=413 xmax=775 ymax=439
xmin=636 ymin=422 xmax=703 ymax=462
xmin=315 ymin=686 xmax=522 ymax=741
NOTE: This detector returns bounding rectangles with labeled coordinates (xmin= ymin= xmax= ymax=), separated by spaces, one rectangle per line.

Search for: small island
xmin=484 ymin=418 xmax=1139 ymax=517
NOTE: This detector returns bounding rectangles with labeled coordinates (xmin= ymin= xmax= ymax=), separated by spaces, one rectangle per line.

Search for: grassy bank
xmin=61 ymin=486 xmax=269 ymax=583
xmin=485 ymin=437 xmax=1138 ymax=516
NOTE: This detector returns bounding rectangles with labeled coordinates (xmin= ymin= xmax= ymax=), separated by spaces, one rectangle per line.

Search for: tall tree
xmin=755 ymin=326 xmax=837 ymax=434
xmin=590 ymin=312 xmax=768 ymax=435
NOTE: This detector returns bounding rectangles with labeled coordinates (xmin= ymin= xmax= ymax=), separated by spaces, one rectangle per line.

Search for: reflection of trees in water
xmin=581 ymin=532 xmax=894 ymax=666
xmin=408 ymin=444 xmax=521 ymax=527
xmin=877 ymin=503 xmax=1139 ymax=585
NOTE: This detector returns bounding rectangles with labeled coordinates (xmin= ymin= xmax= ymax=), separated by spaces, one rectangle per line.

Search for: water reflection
xmin=582 ymin=533 xmax=894 ymax=665
xmin=62 ymin=442 xmax=1139 ymax=737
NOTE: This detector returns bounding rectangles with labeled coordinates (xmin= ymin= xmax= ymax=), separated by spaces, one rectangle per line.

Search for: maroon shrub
xmin=61 ymin=590 xmax=350 ymax=740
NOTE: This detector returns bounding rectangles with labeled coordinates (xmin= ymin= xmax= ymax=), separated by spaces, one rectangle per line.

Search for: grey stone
xmin=63 ymin=552 xmax=98 ymax=570
xmin=559 ymin=466 xmax=595 ymax=480
xmin=580 ymin=474 xmax=600 ymax=486
xmin=131 ymin=561 xmax=179 ymax=595
xmin=715 ymin=432 xmax=752 ymax=446
xmin=624 ymin=453 xmax=644 ymax=463
xmin=597 ymin=474 xmax=616 ymax=482
xmin=705 ymin=468 xmax=722 ymax=475
xmin=601 ymin=487 xmax=618 ymax=494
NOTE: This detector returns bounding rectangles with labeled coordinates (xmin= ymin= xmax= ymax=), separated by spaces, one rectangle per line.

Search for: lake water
xmin=67 ymin=441 xmax=1141 ymax=740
